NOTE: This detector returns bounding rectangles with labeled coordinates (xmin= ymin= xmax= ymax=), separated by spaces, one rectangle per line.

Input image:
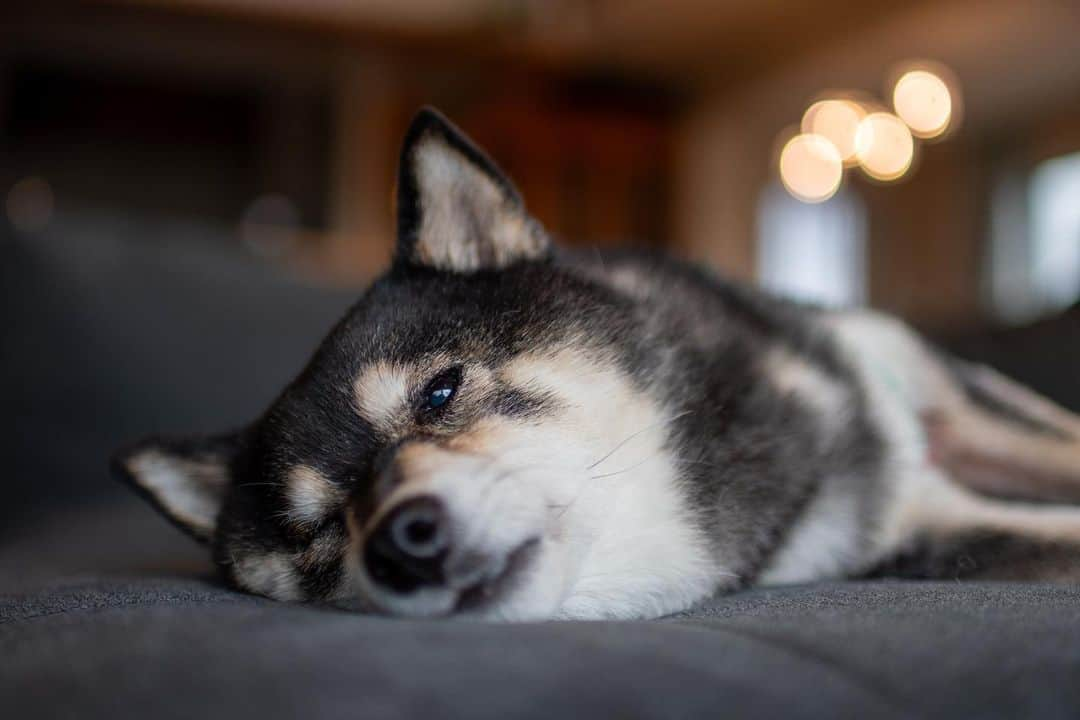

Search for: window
xmin=1030 ymin=152 xmax=1080 ymax=309
xmin=988 ymin=151 xmax=1080 ymax=322
xmin=756 ymin=183 xmax=867 ymax=307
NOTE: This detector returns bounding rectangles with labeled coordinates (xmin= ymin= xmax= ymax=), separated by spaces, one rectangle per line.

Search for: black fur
xmin=569 ymin=250 xmax=886 ymax=583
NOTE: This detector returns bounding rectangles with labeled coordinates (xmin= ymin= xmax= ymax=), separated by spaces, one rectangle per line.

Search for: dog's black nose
xmin=364 ymin=496 xmax=449 ymax=593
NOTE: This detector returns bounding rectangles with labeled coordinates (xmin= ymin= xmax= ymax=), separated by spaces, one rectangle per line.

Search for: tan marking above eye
xmin=353 ymin=361 xmax=411 ymax=435
xmin=285 ymin=465 xmax=344 ymax=530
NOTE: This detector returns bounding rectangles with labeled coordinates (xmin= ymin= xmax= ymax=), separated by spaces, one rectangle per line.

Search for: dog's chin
xmin=358 ymin=538 xmax=556 ymax=621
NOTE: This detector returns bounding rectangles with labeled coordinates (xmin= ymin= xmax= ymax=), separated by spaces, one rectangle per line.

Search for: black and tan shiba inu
xmin=114 ymin=108 xmax=1080 ymax=621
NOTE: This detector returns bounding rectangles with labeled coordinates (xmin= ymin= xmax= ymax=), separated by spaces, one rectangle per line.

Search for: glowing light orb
xmin=779 ymin=133 xmax=843 ymax=203
xmin=855 ymin=113 xmax=914 ymax=181
xmin=893 ymin=70 xmax=952 ymax=139
xmin=802 ymin=99 xmax=866 ymax=165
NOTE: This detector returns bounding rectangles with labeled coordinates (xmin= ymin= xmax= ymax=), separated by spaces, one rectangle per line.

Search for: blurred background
xmin=2 ymin=1 xmax=1079 ymax=544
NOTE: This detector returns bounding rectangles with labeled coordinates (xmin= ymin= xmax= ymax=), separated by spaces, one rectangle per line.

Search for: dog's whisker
xmin=586 ymin=410 xmax=692 ymax=471
xmin=589 ymin=453 xmax=662 ymax=480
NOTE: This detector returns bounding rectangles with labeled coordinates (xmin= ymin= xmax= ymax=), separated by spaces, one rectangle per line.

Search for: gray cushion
xmin=0 ymin=217 xmax=355 ymax=530
xmin=4 ymin=574 xmax=1080 ymax=717
xmin=3 ymin=504 xmax=1080 ymax=719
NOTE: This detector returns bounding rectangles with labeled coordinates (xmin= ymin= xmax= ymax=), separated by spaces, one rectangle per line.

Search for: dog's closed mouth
xmin=455 ymin=538 xmax=541 ymax=614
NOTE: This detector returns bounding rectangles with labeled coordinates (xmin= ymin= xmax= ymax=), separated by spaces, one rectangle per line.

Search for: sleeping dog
xmin=114 ymin=108 xmax=1080 ymax=620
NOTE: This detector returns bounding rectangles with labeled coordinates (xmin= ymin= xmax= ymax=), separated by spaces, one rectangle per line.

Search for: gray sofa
xmin=4 ymin=219 xmax=1080 ymax=719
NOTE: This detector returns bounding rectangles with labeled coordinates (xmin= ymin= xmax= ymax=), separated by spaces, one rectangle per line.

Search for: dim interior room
xmin=3 ymin=2 xmax=1077 ymax=349
xmin=4 ymin=2 xmax=1080 ymax=718
xmin=3 ymin=0 xmax=1079 ymax=336
xmin=675 ymin=0 xmax=1080 ymax=330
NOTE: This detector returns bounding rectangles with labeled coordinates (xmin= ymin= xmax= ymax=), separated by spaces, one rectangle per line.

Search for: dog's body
xmin=116 ymin=109 xmax=1080 ymax=620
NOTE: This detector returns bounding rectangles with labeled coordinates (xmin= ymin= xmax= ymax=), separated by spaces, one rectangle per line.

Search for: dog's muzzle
xmin=360 ymin=493 xmax=542 ymax=616
xmin=356 ymin=442 xmax=551 ymax=617
xmin=364 ymin=495 xmax=449 ymax=593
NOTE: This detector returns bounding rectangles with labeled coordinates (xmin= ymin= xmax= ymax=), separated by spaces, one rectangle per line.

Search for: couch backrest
xmin=1 ymin=212 xmax=357 ymax=532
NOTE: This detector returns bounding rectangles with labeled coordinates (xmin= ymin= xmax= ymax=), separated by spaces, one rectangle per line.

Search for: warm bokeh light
xmin=893 ymin=69 xmax=952 ymax=138
xmin=801 ymin=99 xmax=866 ymax=165
xmin=779 ymin=133 xmax=843 ymax=203
xmin=6 ymin=176 xmax=55 ymax=232
xmin=855 ymin=113 xmax=914 ymax=181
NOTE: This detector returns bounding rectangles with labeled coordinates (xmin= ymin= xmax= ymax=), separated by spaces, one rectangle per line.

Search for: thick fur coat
xmin=115 ymin=109 xmax=1080 ymax=620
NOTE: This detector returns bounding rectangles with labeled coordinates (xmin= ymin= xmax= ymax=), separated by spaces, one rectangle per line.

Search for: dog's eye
xmin=428 ymin=386 xmax=453 ymax=409
xmin=420 ymin=368 xmax=461 ymax=414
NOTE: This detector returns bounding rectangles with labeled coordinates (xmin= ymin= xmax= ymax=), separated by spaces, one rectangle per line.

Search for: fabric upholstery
xmin=4 ymin=519 xmax=1080 ymax=720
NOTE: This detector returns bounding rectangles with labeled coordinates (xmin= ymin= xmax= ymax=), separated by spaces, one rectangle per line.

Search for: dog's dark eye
xmin=428 ymin=386 xmax=453 ymax=409
xmin=420 ymin=368 xmax=461 ymax=414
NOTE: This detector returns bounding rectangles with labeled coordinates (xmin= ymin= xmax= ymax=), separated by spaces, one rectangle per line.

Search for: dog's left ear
xmin=394 ymin=107 xmax=550 ymax=273
xmin=111 ymin=431 xmax=243 ymax=543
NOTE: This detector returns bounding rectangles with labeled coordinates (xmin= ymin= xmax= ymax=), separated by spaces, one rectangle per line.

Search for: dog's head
xmin=114 ymin=109 xmax=716 ymax=620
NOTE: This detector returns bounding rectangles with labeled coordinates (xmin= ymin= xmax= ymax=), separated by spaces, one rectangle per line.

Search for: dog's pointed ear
xmin=111 ymin=431 xmax=243 ymax=543
xmin=394 ymin=107 xmax=550 ymax=272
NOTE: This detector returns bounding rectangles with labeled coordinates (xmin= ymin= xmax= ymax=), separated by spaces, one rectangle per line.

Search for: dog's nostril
xmin=400 ymin=516 xmax=437 ymax=549
xmin=365 ymin=496 xmax=449 ymax=594
xmin=391 ymin=500 xmax=446 ymax=558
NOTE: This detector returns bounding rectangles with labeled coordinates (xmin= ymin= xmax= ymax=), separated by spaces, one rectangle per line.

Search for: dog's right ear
xmin=393 ymin=107 xmax=550 ymax=273
xmin=111 ymin=431 xmax=243 ymax=543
